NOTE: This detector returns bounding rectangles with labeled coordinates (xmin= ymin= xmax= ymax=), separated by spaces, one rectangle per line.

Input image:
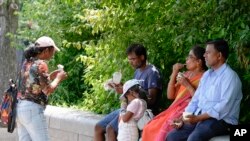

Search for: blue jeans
xmin=16 ymin=100 xmax=49 ymax=141
xmin=166 ymin=118 xmax=230 ymax=141
xmin=96 ymin=109 xmax=120 ymax=133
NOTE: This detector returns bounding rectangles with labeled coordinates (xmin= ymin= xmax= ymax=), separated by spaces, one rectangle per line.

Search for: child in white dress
xmin=117 ymin=79 xmax=147 ymax=141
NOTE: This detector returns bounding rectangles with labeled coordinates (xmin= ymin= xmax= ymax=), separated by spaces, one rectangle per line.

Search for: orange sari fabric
xmin=141 ymin=73 xmax=203 ymax=141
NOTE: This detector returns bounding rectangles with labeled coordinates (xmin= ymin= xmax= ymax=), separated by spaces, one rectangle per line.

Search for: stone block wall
xmin=0 ymin=105 xmax=229 ymax=141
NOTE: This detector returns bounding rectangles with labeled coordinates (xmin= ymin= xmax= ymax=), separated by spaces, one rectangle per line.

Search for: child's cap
xmin=120 ymin=79 xmax=139 ymax=99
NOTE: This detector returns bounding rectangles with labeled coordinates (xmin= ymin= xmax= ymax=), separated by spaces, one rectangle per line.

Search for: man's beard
xmin=136 ymin=62 xmax=143 ymax=69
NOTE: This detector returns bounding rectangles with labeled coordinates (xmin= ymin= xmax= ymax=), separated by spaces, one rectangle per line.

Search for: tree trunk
xmin=0 ymin=0 xmax=19 ymax=98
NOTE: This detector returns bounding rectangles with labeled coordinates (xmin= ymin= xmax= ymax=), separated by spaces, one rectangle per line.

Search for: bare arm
xmin=167 ymin=71 xmax=179 ymax=100
xmin=147 ymin=88 xmax=160 ymax=106
xmin=43 ymin=70 xmax=67 ymax=95
xmin=120 ymin=111 xmax=134 ymax=122
xmin=167 ymin=63 xmax=184 ymax=99
xmin=49 ymin=70 xmax=61 ymax=80
xmin=176 ymin=75 xmax=196 ymax=97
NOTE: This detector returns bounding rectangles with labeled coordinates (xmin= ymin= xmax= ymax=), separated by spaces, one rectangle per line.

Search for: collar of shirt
xmin=208 ymin=63 xmax=227 ymax=77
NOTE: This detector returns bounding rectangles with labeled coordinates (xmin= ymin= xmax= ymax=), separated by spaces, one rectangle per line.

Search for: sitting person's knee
xmin=106 ymin=125 xmax=117 ymax=141
xmin=106 ymin=124 xmax=115 ymax=133
xmin=95 ymin=124 xmax=105 ymax=133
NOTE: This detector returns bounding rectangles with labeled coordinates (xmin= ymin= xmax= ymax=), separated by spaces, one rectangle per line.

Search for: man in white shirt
xmin=167 ymin=39 xmax=243 ymax=141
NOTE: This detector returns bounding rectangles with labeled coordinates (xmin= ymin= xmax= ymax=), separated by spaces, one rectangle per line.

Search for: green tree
xmin=0 ymin=0 xmax=19 ymax=99
xmin=18 ymin=0 xmax=250 ymax=123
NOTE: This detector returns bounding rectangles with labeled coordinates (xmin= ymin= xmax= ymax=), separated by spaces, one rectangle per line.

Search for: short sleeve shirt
xmin=134 ymin=64 xmax=162 ymax=114
xmin=19 ymin=59 xmax=50 ymax=105
xmin=134 ymin=64 xmax=162 ymax=91
xmin=127 ymin=98 xmax=147 ymax=120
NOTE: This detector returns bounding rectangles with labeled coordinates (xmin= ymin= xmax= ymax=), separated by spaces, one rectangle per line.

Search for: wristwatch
xmin=120 ymin=109 xmax=126 ymax=116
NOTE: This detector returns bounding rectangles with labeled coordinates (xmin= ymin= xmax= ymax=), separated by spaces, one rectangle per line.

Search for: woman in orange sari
xmin=141 ymin=45 xmax=207 ymax=141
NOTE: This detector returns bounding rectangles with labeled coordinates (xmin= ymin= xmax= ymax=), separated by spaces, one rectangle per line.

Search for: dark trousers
xmin=166 ymin=118 xmax=230 ymax=141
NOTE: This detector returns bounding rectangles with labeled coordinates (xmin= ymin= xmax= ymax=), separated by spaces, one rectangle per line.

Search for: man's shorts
xmin=96 ymin=109 xmax=120 ymax=133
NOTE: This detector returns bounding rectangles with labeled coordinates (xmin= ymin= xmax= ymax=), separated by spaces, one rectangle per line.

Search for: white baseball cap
xmin=120 ymin=79 xmax=140 ymax=99
xmin=35 ymin=36 xmax=60 ymax=51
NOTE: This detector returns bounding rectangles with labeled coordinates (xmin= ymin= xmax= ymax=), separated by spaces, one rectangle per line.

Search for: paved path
xmin=0 ymin=127 xmax=18 ymax=141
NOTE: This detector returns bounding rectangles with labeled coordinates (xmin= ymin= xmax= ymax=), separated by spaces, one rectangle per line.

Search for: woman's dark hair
xmin=126 ymin=43 xmax=147 ymax=61
xmin=24 ymin=44 xmax=53 ymax=61
xmin=126 ymin=84 xmax=148 ymax=103
xmin=206 ymin=39 xmax=229 ymax=59
xmin=192 ymin=45 xmax=207 ymax=70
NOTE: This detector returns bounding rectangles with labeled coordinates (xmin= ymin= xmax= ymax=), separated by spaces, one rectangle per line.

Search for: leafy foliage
xmin=18 ymin=0 xmax=95 ymax=107
xmin=18 ymin=0 xmax=250 ymax=123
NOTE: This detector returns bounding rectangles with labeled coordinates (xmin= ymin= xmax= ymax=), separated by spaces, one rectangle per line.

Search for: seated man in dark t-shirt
xmin=94 ymin=43 xmax=162 ymax=141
